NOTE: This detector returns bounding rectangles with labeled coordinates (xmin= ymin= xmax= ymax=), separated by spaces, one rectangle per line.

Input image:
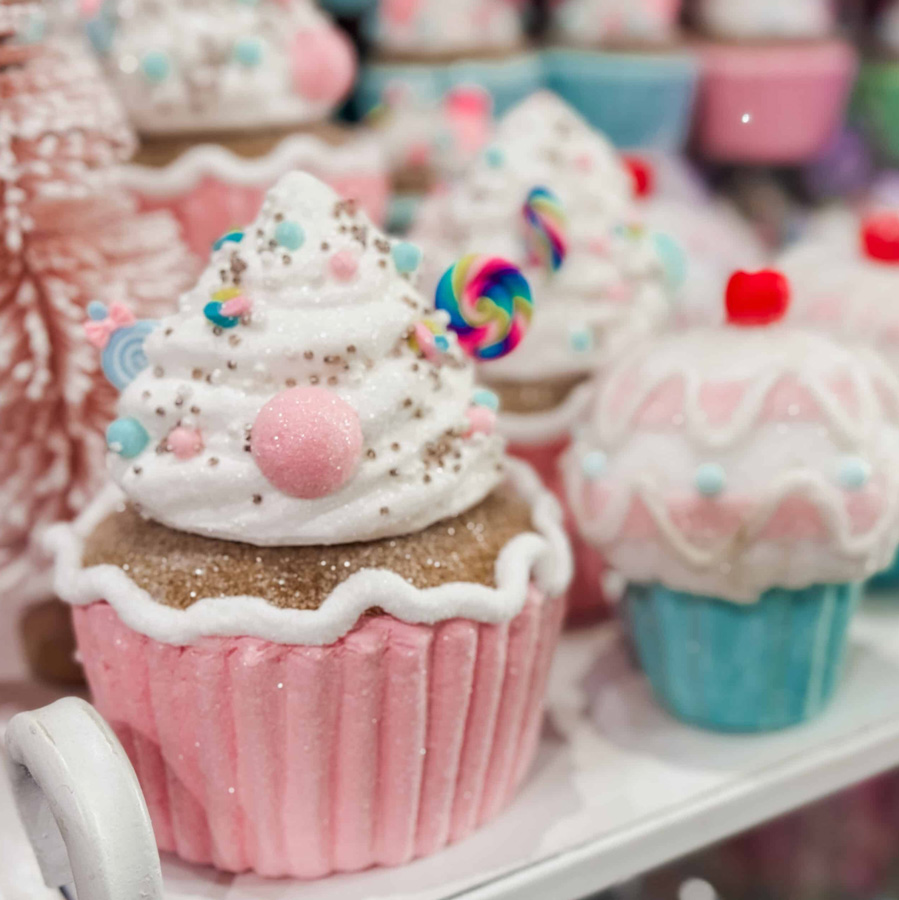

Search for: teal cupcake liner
xmin=625 ymin=582 xmax=859 ymax=732
xmin=868 ymin=545 xmax=899 ymax=590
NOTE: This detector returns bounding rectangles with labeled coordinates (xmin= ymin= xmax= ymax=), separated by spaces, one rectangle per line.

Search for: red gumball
xmin=861 ymin=212 xmax=899 ymax=264
xmin=623 ymin=155 xmax=655 ymax=199
xmin=251 ymin=387 xmax=363 ymax=500
xmin=725 ymin=270 xmax=791 ymax=327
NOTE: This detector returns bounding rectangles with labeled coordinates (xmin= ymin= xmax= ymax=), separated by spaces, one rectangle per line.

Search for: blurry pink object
xmin=695 ymin=40 xmax=857 ymax=164
xmin=383 ymin=0 xmax=421 ymax=26
xmin=123 ymin=135 xmax=389 ymax=259
xmin=443 ymin=86 xmax=493 ymax=157
xmin=165 ymin=427 xmax=204 ymax=461
xmin=84 ymin=303 xmax=136 ymax=348
xmin=290 ymin=28 xmax=356 ymax=104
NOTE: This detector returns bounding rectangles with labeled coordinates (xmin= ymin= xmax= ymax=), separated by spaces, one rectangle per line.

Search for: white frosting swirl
xmin=412 ymin=92 xmax=671 ymax=385
xmin=82 ymin=0 xmax=355 ymax=135
xmin=551 ymin=0 xmax=682 ymax=46
xmin=110 ymin=172 xmax=506 ymax=546
xmin=695 ymin=0 xmax=835 ymax=39
xmin=563 ymin=327 xmax=899 ymax=601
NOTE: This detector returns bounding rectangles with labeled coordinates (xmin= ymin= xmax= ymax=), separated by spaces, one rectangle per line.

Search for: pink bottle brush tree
xmin=0 ymin=2 xmax=194 ymax=680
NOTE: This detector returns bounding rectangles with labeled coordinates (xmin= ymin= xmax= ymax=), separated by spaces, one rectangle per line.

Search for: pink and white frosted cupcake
xmin=48 ymin=172 xmax=571 ymax=877
xmin=80 ymin=0 xmax=388 ymax=256
xmin=692 ymin=0 xmax=857 ymax=163
xmin=414 ymin=93 xmax=672 ymax=620
xmin=562 ymin=271 xmax=899 ymax=730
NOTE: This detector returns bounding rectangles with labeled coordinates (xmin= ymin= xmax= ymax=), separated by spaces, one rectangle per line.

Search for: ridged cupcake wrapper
xmin=625 ymin=582 xmax=859 ymax=732
xmin=73 ymin=585 xmax=564 ymax=878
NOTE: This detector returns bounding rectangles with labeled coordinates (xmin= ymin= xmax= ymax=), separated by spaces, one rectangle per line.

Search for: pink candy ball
xmin=329 ymin=249 xmax=359 ymax=281
xmin=466 ymin=406 xmax=496 ymax=437
xmin=251 ymin=387 xmax=363 ymax=499
xmin=290 ymin=28 xmax=356 ymax=104
xmin=166 ymin=427 xmax=204 ymax=460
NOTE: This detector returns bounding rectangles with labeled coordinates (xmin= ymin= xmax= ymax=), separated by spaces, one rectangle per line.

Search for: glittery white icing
xmin=551 ymin=0 xmax=682 ymax=46
xmin=109 ymin=172 xmax=506 ymax=546
xmin=563 ymin=327 xmax=899 ymax=601
xmin=695 ymin=0 xmax=835 ymax=39
xmin=82 ymin=0 xmax=355 ymax=135
xmin=366 ymin=0 xmax=524 ymax=57
xmin=48 ymin=458 xmax=572 ymax=644
xmin=412 ymin=93 xmax=670 ymax=387
xmin=879 ymin=1 xmax=899 ymax=55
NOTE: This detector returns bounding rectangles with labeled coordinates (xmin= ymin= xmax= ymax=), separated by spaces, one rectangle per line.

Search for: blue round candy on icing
xmin=275 ymin=220 xmax=304 ymax=251
xmin=234 ymin=37 xmax=263 ymax=67
xmin=570 ymin=328 xmax=593 ymax=354
xmin=141 ymin=51 xmax=171 ymax=83
xmin=695 ymin=463 xmax=726 ymax=497
xmin=652 ymin=231 xmax=688 ymax=292
xmin=484 ymin=146 xmax=505 ymax=168
xmin=85 ymin=16 xmax=114 ymax=55
xmin=472 ymin=388 xmax=500 ymax=412
xmin=839 ymin=457 xmax=870 ymax=491
xmin=87 ymin=301 xmax=108 ymax=321
xmin=582 ymin=451 xmax=607 ymax=480
xmin=106 ymin=417 xmax=149 ymax=459
xmin=391 ymin=241 xmax=422 ymax=273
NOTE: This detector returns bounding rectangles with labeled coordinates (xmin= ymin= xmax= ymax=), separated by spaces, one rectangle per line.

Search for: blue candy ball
xmin=391 ymin=241 xmax=422 ymax=273
xmin=472 ymin=388 xmax=500 ymax=412
xmin=87 ymin=301 xmax=108 ymax=321
xmin=107 ymin=417 xmax=150 ymax=459
xmin=652 ymin=231 xmax=688 ymax=292
xmin=141 ymin=50 xmax=171 ymax=83
xmin=234 ymin=37 xmax=264 ymax=67
xmin=839 ymin=456 xmax=870 ymax=491
xmin=695 ymin=463 xmax=726 ymax=497
xmin=582 ymin=451 xmax=607 ymax=480
xmin=275 ymin=220 xmax=305 ymax=251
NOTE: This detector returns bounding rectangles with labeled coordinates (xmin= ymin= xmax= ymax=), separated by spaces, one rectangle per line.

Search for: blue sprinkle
xmin=473 ymin=388 xmax=500 ymax=412
xmin=204 ymin=301 xmax=240 ymax=330
xmin=391 ymin=241 xmax=422 ymax=273
xmin=275 ymin=220 xmax=304 ymax=251
xmin=141 ymin=50 xmax=171 ymax=83
xmin=106 ymin=417 xmax=149 ymax=459
xmin=484 ymin=146 xmax=505 ymax=168
xmin=234 ymin=36 xmax=263 ymax=67
xmin=570 ymin=328 xmax=594 ymax=354
xmin=695 ymin=463 xmax=726 ymax=497
xmin=839 ymin=456 xmax=870 ymax=491
xmin=434 ymin=335 xmax=450 ymax=352
xmin=582 ymin=451 xmax=607 ymax=480
xmin=652 ymin=231 xmax=688 ymax=292
xmin=87 ymin=301 xmax=108 ymax=321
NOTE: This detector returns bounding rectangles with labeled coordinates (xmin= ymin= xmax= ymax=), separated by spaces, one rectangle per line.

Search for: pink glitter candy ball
xmin=290 ymin=27 xmax=356 ymax=104
xmin=251 ymin=387 xmax=363 ymax=499
xmin=329 ymin=249 xmax=359 ymax=281
xmin=166 ymin=427 xmax=204 ymax=460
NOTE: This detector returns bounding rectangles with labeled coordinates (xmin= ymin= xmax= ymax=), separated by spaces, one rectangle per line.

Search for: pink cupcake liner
xmin=695 ymin=39 xmax=857 ymax=164
xmin=134 ymin=172 xmax=390 ymax=260
xmin=72 ymin=584 xmax=564 ymax=878
xmin=509 ymin=439 xmax=611 ymax=624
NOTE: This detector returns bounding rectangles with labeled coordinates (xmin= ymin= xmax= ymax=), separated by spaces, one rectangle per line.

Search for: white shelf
xmin=5 ymin=593 xmax=899 ymax=900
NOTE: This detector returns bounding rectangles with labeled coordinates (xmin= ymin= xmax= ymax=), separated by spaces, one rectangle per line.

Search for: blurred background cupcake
xmin=79 ymin=0 xmax=388 ymax=258
xmin=692 ymin=0 xmax=858 ymax=164
xmin=353 ymin=0 xmax=542 ymax=231
xmin=544 ymin=0 xmax=700 ymax=153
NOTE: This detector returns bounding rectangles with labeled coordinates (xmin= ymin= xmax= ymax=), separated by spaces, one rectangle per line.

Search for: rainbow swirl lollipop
xmin=522 ymin=186 xmax=568 ymax=274
xmin=435 ymin=255 xmax=533 ymax=361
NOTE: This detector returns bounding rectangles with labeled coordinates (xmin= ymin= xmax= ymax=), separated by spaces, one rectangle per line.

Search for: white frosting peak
xmin=551 ymin=0 xmax=682 ymax=46
xmin=111 ymin=172 xmax=506 ymax=546
xmin=413 ymin=92 xmax=671 ymax=387
xmin=695 ymin=0 xmax=835 ymax=39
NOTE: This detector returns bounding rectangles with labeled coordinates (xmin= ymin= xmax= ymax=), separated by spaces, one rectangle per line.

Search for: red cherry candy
xmin=623 ymin=156 xmax=654 ymax=199
xmin=862 ymin=212 xmax=899 ymax=263
xmin=725 ymin=270 xmax=791 ymax=327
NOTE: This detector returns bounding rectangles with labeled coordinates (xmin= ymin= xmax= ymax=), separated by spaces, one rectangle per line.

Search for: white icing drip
xmin=116 ymin=131 xmax=386 ymax=195
xmin=695 ymin=0 xmax=835 ymax=39
xmin=47 ymin=458 xmax=573 ymax=646
xmin=111 ymin=172 xmax=506 ymax=545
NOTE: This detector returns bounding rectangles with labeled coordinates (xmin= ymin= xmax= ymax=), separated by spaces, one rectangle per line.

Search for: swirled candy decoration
xmin=408 ymin=319 xmax=450 ymax=364
xmin=204 ymin=287 xmax=252 ymax=329
xmin=522 ymin=186 xmax=568 ymax=274
xmin=212 ymin=229 xmax=244 ymax=252
xmin=435 ymin=255 xmax=533 ymax=361
xmin=84 ymin=302 xmax=157 ymax=390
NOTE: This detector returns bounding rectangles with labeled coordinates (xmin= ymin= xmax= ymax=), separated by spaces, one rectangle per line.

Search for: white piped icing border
xmin=117 ymin=131 xmax=386 ymax=196
xmin=46 ymin=459 xmax=572 ymax=647
xmin=497 ymin=380 xmax=595 ymax=446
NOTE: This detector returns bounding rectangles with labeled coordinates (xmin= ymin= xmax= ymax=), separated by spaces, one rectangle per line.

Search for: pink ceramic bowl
xmin=694 ymin=39 xmax=857 ymax=164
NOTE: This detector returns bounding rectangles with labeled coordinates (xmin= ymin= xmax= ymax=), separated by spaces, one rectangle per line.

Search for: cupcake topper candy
xmin=725 ymin=269 xmax=791 ymax=327
xmin=861 ymin=212 xmax=899 ymax=264
xmin=435 ymin=255 xmax=533 ymax=361
xmin=623 ymin=155 xmax=655 ymax=199
xmin=522 ymin=186 xmax=568 ymax=274
xmin=84 ymin=301 xmax=157 ymax=390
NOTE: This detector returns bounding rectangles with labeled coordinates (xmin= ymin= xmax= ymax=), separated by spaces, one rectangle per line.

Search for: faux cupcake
xmin=48 ymin=172 xmax=571 ymax=877
xmin=79 ymin=0 xmax=388 ymax=256
xmin=544 ymin=0 xmax=700 ymax=152
xmin=353 ymin=0 xmax=541 ymax=230
xmin=563 ymin=271 xmax=899 ymax=731
xmin=414 ymin=93 xmax=672 ymax=620
xmin=693 ymin=0 xmax=857 ymax=163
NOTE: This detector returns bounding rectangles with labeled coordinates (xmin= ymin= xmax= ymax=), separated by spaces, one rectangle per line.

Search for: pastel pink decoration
xmin=465 ymin=406 xmax=497 ymax=437
xmin=383 ymin=0 xmax=421 ymax=25
xmin=290 ymin=28 xmax=356 ymax=105
xmin=406 ymin=142 xmax=432 ymax=168
xmin=329 ymin=249 xmax=359 ymax=281
xmin=79 ymin=0 xmax=103 ymax=16
xmin=220 ymin=295 xmax=252 ymax=318
xmin=443 ymin=86 xmax=493 ymax=157
xmin=695 ymin=40 xmax=857 ymax=164
xmin=73 ymin=588 xmax=564 ymax=877
xmin=412 ymin=322 xmax=445 ymax=364
xmin=84 ymin=302 xmax=136 ymax=349
xmin=166 ymin=427 xmax=204 ymax=461
xmin=575 ymin=153 xmax=594 ymax=173
xmin=251 ymin=386 xmax=363 ymax=499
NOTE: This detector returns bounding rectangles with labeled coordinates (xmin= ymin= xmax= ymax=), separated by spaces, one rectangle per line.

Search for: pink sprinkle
xmin=465 ymin=406 xmax=496 ymax=437
xmin=588 ymin=237 xmax=609 ymax=256
xmin=80 ymin=0 xmax=103 ymax=15
xmin=575 ymin=153 xmax=594 ymax=172
xmin=221 ymin=295 xmax=252 ymax=318
xmin=166 ymin=427 xmax=204 ymax=461
xmin=406 ymin=142 xmax=432 ymax=167
xmin=329 ymin=250 xmax=359 ymax=281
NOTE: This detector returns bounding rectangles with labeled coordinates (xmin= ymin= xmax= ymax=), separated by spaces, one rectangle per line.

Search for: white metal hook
xmin=4 ymin=697 xmax=163 ymax=900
